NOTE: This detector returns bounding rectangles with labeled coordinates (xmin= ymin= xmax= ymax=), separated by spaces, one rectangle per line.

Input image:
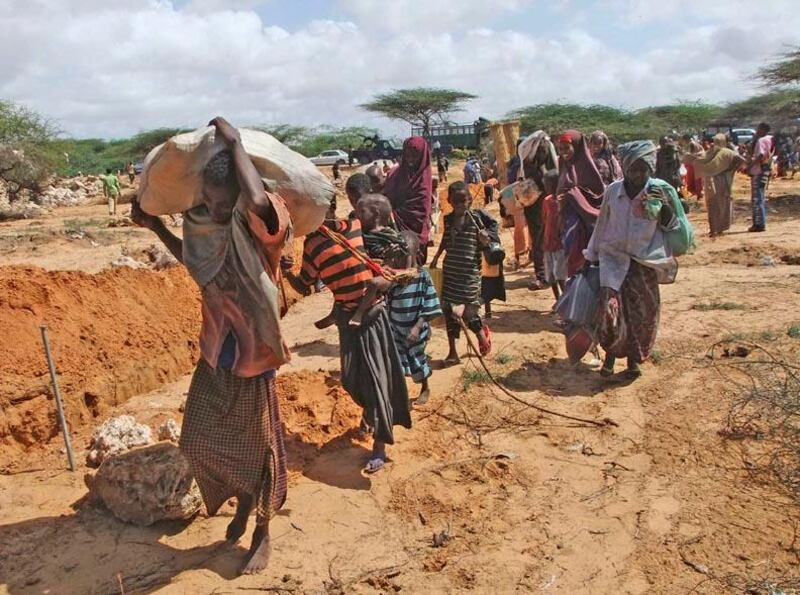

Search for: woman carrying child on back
xmin=431 ymin=181 xmax=496 ymax=365
xmin=284 ymin=195 xmax=411 ymax=474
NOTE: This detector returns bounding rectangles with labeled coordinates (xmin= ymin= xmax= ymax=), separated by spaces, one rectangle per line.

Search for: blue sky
xmin=1 ymin=0 xmax=794 ymax=138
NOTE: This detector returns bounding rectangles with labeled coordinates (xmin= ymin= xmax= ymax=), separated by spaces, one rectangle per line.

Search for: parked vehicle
xmin=731 ymin=128 xmax=756 ymax=146
xmin=310 ymin=149 xmax=352 ymax=166
xmin=351 ymin=137 xmax=403 ymax=164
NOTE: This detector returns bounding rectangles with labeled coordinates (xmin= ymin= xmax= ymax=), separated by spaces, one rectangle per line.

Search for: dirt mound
xmin=0 ymin=265 xmax=201 ymax=462
xmin=276 ymin=370 xmax=364 ymax=471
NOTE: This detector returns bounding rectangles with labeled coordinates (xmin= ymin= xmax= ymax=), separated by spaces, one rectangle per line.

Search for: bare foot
xmin=415 ymin=388 xmax=430 ymax=406
xmin=226 ymin=494 xmax=253 ymax=544
xmin=241 ymin=525 xmax=270 ymax=575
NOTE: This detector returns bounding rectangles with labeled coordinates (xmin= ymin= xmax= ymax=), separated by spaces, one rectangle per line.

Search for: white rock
xmin=88 ymin=442 xmax=202 ymax=526
xmin=110 ymin=256 xmax=148 ymax=270
xmin=158 ymin=419 xmax=181 ymax=443
xmin=86 ymin=415 xmax=153 ymax=467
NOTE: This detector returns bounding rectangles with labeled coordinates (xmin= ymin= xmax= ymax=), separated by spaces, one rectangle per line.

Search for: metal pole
xmin=39 ymin=325 xmax=76 ymax=471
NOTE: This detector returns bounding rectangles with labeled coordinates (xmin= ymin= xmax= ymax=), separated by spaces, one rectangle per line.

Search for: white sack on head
xmin=138 ymin=127 xmax=333 ymax=237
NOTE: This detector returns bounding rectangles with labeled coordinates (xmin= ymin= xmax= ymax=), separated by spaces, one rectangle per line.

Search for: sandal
xmin=364 ymin=456 xmax=386 ymax=474
xmin=479 ymin=323 xmax=492 ymax=356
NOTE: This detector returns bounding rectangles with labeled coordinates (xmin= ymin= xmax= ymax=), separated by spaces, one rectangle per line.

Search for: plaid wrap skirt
xmin=180 ymin=359 xmax=287 ymax=525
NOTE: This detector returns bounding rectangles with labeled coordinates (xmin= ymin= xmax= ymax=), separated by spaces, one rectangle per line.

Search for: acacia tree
xmin=360 ymin=87 xmax=477 ymax=135
xmin=0 ymin=100 xmax=59 ymax=199
xmin=758 ymin=46 xmax=800 ymax=88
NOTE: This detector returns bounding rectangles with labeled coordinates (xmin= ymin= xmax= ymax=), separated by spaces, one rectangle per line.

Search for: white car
xmin=310 ymin=149 xmax=352 ymax=166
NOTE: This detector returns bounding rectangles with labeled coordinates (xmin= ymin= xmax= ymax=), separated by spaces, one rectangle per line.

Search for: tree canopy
xmin=508 ymin=102 xmax=723 ymax=143
xmin=360 ymin=87 xmax=477 ymax=134
xmin=758 ymin=46 xmax=800 ymax=88
xmin=0 ymin=100 xmax=60 ymax=198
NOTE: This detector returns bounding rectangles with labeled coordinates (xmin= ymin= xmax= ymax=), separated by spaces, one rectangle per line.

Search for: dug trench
xmin=0 ymin=261 xmax=365 ymax=474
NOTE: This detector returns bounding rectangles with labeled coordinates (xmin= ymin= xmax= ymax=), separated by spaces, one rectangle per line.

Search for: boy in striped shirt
xmin=386 ymin=231 xmax=442 ymax=405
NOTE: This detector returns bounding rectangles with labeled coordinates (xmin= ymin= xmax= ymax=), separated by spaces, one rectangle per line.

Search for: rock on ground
xmin=88 ymin=442 xmax=202 ymax=526
xmin=158 ymin=418 xmax=181 ymax=443
xmin=86 ymin=415 xmax=153 ymax=467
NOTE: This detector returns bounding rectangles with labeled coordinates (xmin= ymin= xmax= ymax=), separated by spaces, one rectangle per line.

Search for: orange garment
xmin=199 ymin=193 xmax=291 ymax=378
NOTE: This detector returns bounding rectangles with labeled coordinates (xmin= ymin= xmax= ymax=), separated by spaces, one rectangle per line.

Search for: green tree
xmin=360 ymin=87 xmax=477 ymax=135
xmin=758 ymin=46 xmax=800 ymax=88
xmin=721 ymin=90 xmax=800 ymax=129
xmin=0 ymin=100 xmax=60 ymax=199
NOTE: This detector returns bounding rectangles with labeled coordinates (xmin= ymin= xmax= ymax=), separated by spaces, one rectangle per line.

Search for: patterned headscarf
xmin=517 ymin=130 xmax=558 ymax=181
xmin=618 ymin=140 xmax=657 ymax=176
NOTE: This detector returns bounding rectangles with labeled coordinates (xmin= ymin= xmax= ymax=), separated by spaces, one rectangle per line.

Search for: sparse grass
xmin=650 ymin=350 xmax=663 ymax=365
xmin=63 ymin=218 xmax=107 ymax=234
xmin=494 ymin=351 xmax=514 ymax=365
xmin=461 ymin=369 xmax=490 ymax=391
xmin=691 ymin=301 xmax=748 ymax=312
xmin=789 ymin=325 xmax=800 ymax=339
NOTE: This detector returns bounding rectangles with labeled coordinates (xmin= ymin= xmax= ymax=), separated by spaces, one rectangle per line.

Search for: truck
xmin=351 ymin=136 xmax=404 ymax=165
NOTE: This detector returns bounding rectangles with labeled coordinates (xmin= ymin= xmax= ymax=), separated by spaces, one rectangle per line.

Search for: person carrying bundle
xmin=130 ymin=117 xmax=291 ymax=575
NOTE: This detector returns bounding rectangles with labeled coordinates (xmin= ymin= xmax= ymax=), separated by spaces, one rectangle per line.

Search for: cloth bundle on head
xmin=618 ymin=140 xmax=657 ymax=176
xmin=517 ymin=130 xmax=558 ymax=182
xmin=383 ymin=136 xmax=433 ymax=252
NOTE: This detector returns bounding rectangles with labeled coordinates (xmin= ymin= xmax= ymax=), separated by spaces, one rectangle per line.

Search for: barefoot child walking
xmin=386 ymin=231 xmax=442 ymax=405
xmin=431 ymin=181 xmax=494 ymax=365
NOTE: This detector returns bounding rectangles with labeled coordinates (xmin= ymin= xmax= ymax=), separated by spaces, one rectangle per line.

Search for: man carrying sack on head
xmin=131 ymin=117 xmax=292 ymax=576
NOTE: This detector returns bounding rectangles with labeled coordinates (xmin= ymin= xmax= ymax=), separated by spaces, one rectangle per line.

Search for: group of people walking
xmin=129 ymin=115 xmax=769 ymax=576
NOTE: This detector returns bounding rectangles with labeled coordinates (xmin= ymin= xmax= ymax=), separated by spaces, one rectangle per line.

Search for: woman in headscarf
xmin=585 ymin=140 xmax=680 ymax=379
xmin=518 ymin=130 xmax=559 ymax=288
xmin=383 ymin=137 xmax=433 ymax=264
xmin=556 ymin=130 xmax=606 ymax=276
xmin=686 ymin=133 xmax=744 ymax=238
xmin=589 ymin=131 xmax=622 ymax=186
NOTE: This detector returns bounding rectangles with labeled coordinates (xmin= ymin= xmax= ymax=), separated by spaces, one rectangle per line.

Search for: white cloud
xmin=338 ymin=0 xmax=535 ymax=33
xmin=0 ymin=0 xmax=794 ymax=139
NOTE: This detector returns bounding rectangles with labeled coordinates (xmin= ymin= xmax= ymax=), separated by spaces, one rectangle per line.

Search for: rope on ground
xmin=456 ymin=319 xmax=618 ymax=428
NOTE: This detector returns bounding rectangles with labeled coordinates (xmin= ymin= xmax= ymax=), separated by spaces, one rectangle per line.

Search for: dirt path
xmin=2 ymin=176 xmax=800 ymax=593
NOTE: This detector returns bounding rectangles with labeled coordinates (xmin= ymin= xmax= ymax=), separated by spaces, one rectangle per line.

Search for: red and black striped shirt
xmin=299 ymin=218 xmax=373 ymax=306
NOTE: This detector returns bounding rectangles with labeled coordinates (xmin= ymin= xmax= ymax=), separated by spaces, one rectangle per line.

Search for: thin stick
xmin=456 ymin=319 xmax=617 ymax=428
xmin=40 ymin=325 xmax=76 ymax=471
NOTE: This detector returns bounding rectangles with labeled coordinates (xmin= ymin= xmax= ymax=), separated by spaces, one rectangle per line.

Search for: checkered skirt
xmin=180 ymin=360 xmax=287 ymax=525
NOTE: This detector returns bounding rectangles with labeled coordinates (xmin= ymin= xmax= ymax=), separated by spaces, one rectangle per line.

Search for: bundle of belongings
xmin=555 ymin=263 xmax=601 ymax=363
xmin=138 ymin=127 xmax=335 ymax=363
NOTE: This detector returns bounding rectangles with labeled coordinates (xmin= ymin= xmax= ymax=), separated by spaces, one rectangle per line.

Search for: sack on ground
xmin=138 ymin=127 xmax=334 ymax=236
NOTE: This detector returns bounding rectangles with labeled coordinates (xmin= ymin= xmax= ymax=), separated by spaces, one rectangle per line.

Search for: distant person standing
xmin=679 ymin=134 xmax=705 ymax=199
xmin=347 ymin=145 xmax=354 ymax=167
xmin=654 ymin=136 xmax=682 ymax=192
xmin=101 ymin=168 xmax=121 ymax=216
xmin=332 ymin=161 xmax=341 ymax=183
xmin=437 ymin=155 xmax=449 ymax=182
xmin=126 ymin=161 xmax=136 ymax=185
xmin=747 ymin=123 xmax=774 ymax=232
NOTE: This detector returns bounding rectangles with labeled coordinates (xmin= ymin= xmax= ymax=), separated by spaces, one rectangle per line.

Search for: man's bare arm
xmin=209 ymin=117 xmax=277 ymax=232
xmin=131 ymin=199 xmax=183 ymax=263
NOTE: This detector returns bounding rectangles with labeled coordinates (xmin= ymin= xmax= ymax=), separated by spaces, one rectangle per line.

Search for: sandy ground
xmin=1 ymin=172 xmax=800 ymax=594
